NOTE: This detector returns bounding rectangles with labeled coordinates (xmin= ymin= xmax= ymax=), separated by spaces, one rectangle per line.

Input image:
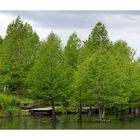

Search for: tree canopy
xmin=0 ymin=17 xmax=140 ymax=120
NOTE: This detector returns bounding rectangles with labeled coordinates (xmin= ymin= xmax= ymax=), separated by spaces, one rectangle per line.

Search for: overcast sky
xmin=0 ymin=11 xmax=140 ymax=58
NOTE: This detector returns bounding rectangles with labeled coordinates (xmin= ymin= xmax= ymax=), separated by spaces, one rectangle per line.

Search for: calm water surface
xmin=0 ymin=114 xmax=140 ymax=129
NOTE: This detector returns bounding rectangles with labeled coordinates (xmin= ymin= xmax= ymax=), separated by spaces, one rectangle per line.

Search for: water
xmin=0 ymin=114 xmax=140 ymax=129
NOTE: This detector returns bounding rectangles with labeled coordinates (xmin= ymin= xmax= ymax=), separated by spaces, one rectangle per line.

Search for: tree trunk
xmin=88 ymin=106 xmax=93 ymax=115
xmin=119 ymin=104 xmax=125 ymax=120
xmin=128 ymin=107 xmax=132 ymax=116
xmin=99 ymin=100 xmax=105 ymax=120
xmin=138 ymin=105 xmax=140 ymax=117
xmin=128 ymin=107 xmax=133 ymax=120
xmin=115 ymin=107 xmax=118 ymax=119
xmin=133 ymin=107 xmax=136 ymax=116
xmin=79 ymin=100 xmax=82 ymax=121
xmin=51 ymin=98 xmax=56 ymax=121
xmin=15 ymin=84 xmax=21 ymax=96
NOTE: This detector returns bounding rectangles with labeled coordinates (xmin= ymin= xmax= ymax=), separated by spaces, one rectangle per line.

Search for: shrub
xmin=55 ymin=106 xmax=66 ymax=114
xmin=4 ymin=106 xmax=21 ymax=117
xmin=0 ymin=94 xmax=21 ymax=117
xmin=0 ymin=94 xmax=21 ymax=107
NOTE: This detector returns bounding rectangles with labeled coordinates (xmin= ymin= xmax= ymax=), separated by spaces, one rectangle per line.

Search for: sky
xmin=0 ymin=11 xmax=140 ymax=58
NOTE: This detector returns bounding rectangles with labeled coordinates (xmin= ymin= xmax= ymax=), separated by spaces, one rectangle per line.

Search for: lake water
xmin=0 ymin=114 xmax=140 ymax=129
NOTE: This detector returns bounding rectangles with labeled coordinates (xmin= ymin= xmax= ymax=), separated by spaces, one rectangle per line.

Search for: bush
xmin=4 ymin=106 xmax=21 ymax=117
xmin=55 ymin=106 xmax=66 ymax=114
xmin=66 ymin=106 xmax=78 ymax=113
xmin=0 ymin=94 xmax=21 ymax=117
xmin=0 ymin=94 xmax=21 ymax=109
xmin=64 ymin=100 xmax=78 ymax=113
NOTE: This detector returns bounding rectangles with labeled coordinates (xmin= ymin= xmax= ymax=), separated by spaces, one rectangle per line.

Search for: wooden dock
xmin=29 ymin=107 xmax=52 ymax=116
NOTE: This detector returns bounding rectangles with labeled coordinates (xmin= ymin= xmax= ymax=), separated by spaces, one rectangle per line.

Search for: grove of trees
xmin=0 ymin=17 xmax=140 ymax=121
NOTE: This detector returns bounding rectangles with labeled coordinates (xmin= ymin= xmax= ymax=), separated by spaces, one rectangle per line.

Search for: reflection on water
xmin=0 ymin=114 xmax=140 ymax=129
xmin=51 ymin=119 xmax=57 ymax=129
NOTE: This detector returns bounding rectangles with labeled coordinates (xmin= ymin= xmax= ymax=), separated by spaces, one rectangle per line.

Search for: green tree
xmin=84 ymin=22 xmax=111 ymax=51
xmin=113 ymin=40 xmax=135 ymax=61
xmin=64 ymin=32 xmax=81 ymax=69
xmin=0 ymin=17 xmax=40 ymax=96
xmin=79 ymin=22 xmax=112 ymax=64
xmin=74 ymin=47 xmax=130 ymax=120
xmin=28 ymin=32 xmax=66 ymax=120
xmin=0 ymin=36 xmax=3 ymax=44
xmin=73 ymin=59 xmax=94 ymax=120
xmin=63 ymin=33 xmax=81 ymax=111
xmin=133 ymin=59 xmax=140 ymax=116
xmin=110 ymin=40 xmax=135 ymax=119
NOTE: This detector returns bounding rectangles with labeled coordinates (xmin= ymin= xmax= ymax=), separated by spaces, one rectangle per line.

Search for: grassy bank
xmin=0 ymin=94 xmax=32 ymax=118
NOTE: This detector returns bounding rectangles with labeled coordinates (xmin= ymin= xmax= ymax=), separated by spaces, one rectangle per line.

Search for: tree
xmin=74 ymin=47 xmax=130 ymax=120
xmin=110 ymin=40 xmax=135 ymax=119
xmin=27 ymin=32 xmax=66 ymax=120
xmin=79 ymin=22 xmax=112 ymax=64
xmin=73 ymin=58 xmax=94 ymax=120
xmin=64 ymin=32 xmax=81 ymax=69
xmin=134 ymin=60 xmax=140 ymax=116
xmin=63 ymin=33 xmax=81 ymax=111
xmin=0 ymin=36 xmax=3 ymax=44
xmin=113 ymin=40 xmax=135 ymax=61
xmin=84 ymin=22 xmax=111 ymax=51
xmin=0 ymin=17 xmax=40 ymax=96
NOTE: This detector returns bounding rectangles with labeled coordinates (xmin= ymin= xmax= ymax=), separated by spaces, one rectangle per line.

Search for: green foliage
xmin=74 ymin=48 xmax=116 ymax=106
xmin=0 ymin=94 xmax=21 ymax=109
xmin=65 ymin=100 xmax=78 ymax=113
xmin=0 ymin=94 xmax=21 ymax=117
xmin=113 ymin=40 xmax=135 ymax=61
xmin=79 ymin=22 xmax=112 ymax=66
xmin=64 ymin=32 xmax=81 ymax=69
xmin=20 ymin=98 xmax=34 ymax=105
xmin=55 ymin=106 xmax=66 ymax=113
xmin=27 ymin=32 xmax=66 ymax=105
xmin=84 ymin=22 xmax=111 ymax=51
xmin=0 ymin=16 xmax=40 ymax=96
xmin=4 ymin=106 xmax=21 ymax=117
xmin=0 ymin=17 xmax=140 ymax=119
xmin=63 ymin=33 xmax=81 ymax=107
